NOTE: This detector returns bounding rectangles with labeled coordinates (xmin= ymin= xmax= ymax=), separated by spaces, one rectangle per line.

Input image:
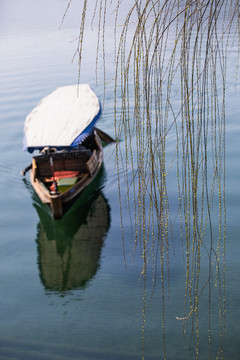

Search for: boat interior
xmin=32 ymin=134 xmax=100 ymax=194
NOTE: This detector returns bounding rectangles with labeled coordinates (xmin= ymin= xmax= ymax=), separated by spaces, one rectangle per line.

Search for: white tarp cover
xmin=24 ymin=84 xmax=101 ymax=151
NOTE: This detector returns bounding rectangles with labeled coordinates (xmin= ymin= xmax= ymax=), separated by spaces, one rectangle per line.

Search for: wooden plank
xmin=86 ymin=150 xmax=98 ymax=176
xmin=37 ymin=159 xmax=88 ymax=176
xmin=50 ymin=196 xmax=63 ymax=220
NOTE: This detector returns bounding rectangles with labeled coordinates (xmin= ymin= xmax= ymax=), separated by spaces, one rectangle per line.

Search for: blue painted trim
xmin=71 ymin=102 xmax=102 ymax=147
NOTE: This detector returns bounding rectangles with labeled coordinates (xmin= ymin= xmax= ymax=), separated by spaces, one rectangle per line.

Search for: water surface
xmin=0 ymin=1 xmax=239 ymax=359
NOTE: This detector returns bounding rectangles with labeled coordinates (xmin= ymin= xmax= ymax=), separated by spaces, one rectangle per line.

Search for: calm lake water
xmin=0 ymin=1 xmax=239 ymax=359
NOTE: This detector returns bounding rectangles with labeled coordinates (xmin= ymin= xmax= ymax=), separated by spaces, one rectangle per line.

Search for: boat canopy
xmin=23 ymin=84 xmax=101 ymax=153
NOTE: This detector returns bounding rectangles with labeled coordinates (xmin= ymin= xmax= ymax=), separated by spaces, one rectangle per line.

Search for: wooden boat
xmin=30 ymin=130 xmax=103 ymax=219
xmin=23 ymin=84 xmax=113 ymax=220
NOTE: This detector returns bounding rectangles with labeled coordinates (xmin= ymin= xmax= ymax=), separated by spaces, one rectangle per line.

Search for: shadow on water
xmin=23 ymin=166 xmax=111 ymax=293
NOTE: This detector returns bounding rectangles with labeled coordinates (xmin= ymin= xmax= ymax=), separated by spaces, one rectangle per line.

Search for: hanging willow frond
xmin=62 ymin=1 xmax=239 ymax=357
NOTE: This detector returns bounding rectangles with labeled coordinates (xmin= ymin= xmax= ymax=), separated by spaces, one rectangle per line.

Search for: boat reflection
xmin=26 ymin=167 xmax=111 ymax=292
xmin=36 ymin=192 xmax=110 ymax=292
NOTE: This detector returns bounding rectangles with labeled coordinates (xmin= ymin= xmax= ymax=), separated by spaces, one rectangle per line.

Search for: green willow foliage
xmin=63 ymin=0 xmax=239 ymax=358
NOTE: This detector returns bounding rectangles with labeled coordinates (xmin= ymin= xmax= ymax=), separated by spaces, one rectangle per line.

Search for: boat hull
xmin=30 ymin=132 xmax=103 ymax=220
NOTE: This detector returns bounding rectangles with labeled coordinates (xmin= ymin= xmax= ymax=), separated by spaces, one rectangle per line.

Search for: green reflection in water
xmin=36 ymin=192 xmax=110 ymax=293
xmin=24 ymin=166 xmax=111 ymax=293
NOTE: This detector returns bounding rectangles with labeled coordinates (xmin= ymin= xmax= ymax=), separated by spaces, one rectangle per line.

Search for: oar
xmin=95 ymin=127 xmax=116 ymax=144
xmin=50 ymin=156 xmax=58 ymax=193
xmin=21 ymin=163 xmax=32 ymax=176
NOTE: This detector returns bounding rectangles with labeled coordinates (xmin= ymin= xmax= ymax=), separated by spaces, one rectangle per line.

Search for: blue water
xmin=0 ymin=1 xmax=240 ymax=359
